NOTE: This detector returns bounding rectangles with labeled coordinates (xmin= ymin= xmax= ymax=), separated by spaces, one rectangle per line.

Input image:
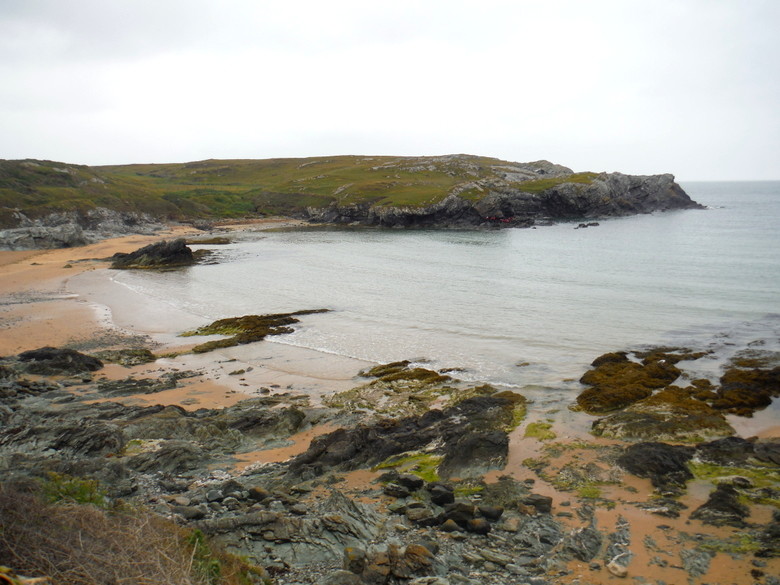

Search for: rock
xmin=606 ymin=559 xmax=628 ymax=577
xmin=17 ymin=347 xmax=103 ymax=375
xmin=428 ymin=483 xmax=455 ymax=506
xmin=111 ymin=238 xmax=195 ymax=269
xmin=126 ymin=440 xmax=206 ymax=474
xmin=172 ymin=505 xmax=206 ymax=520
xmin=439 ymin=519 xmax=461 ymax=532
xmin=443 ymin=502 xmax=477 ymax=528
xmin=563 ymin=524 xmax=603 ymax=562
xmin=383 ymin=483 xmax=411 ymax=498
xmin=323 ymin=569 xmax=364 ymax=585
xmin=712 ymin=365 xmax=780 ymax=416
xmin=478 ymin=505 xmax=503 ymax=521
xmin=576 ymin=353 xmax=682 ymax=413
xmin=592 ymin=386 xmax=735 ymax=442
xmin=690 ymin=483 xmax=750 ymax=527
xmin=466 ymin=517 xmax=491 ymax=534
xmin=517 ymin=494 xmax=551 ymax=515
xmin=92 ymin=348 xmax=156 ymax=367
xmin=288 ymin=394 xmax=523 ymax=481
xmin=396 ymin=474 xmax=425 ymax=491
xmin=679 ymin=548 xmax=713 ymax=578
xmin=616 ymin=442 xmax=694 ymax=495
xmin=343 ymin=546 xmax=368 ymax=574
xmin=695 ymin=436 xmax=756 ymax=465
xmin=0 ymin=223 xmax=88 ymax=250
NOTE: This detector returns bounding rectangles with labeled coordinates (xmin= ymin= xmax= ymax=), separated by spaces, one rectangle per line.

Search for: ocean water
xmin=105 ymin=181 xmax=780 ymax=393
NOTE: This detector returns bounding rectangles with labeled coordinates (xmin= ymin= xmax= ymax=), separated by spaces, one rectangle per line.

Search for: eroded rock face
xmin=111 ymin=238 xmax=195 ymax=269
xmin=288 ymin=393 xmax=522 ymax=480
xmin=305 ymin=171 xmax=702 ymax=228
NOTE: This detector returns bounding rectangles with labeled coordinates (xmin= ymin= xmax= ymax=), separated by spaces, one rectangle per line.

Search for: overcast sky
xmin=1 ymin=1 xmax=778 ymax=180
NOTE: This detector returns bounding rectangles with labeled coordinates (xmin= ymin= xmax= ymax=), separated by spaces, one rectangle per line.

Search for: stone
xmin=384 ymin=483 xmax=411 ymax=498
xmin=478 ymin=505 xmax=504 ymax=521
xmin=428 ymin=483 xmax=455 ymax=506
xmin=520 ymin=494 xmax=552 ymax=515
xmin=606 ymin=559 xmax=628 ymax=577
xmin=466 ymin=518 xmax=491 ymax=535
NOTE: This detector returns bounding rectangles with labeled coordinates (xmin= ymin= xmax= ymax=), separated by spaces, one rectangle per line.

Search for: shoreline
xmin=1 ymin=223 xmax=779 ymax=584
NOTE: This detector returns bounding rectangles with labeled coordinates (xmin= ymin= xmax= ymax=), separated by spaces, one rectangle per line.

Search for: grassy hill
xmin=0 ymin=155 xmax=594 ymax=227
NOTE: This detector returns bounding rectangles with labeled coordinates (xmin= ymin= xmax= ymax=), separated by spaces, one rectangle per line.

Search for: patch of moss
xmin=373 ymin=452 xmax=443 ymax=483
xmin=577 ymin=485 xmax=602 ymax=499
xmin=696 ymin=533 xmax=763 ymax=555
xmin=524 ymin=421 xmax=556 ymax=441
xmin=181 ymin=309 xmax=329 ymax=353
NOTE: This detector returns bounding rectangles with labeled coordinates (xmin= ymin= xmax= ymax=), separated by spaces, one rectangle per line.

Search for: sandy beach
xmin=0 ymin=220 xmax=372 ymax=412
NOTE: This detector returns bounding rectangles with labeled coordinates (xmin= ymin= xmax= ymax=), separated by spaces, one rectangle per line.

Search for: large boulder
xmin=17 ymin=347 xmax=103 ymax=375
xmin=111 ymin=238 xmax=195 ymax=269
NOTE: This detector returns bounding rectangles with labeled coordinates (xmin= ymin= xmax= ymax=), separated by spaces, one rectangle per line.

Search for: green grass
xmin=1 ymin=156 xmax=601 ymax=226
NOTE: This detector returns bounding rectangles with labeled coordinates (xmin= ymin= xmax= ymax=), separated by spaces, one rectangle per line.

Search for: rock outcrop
xmin=304 ymin=171 xmax=702 ymax=228
xmin=111 ymin=238 xmax=195 ymax=269
xmin=0 ymin=208 xmax=164 ymax=250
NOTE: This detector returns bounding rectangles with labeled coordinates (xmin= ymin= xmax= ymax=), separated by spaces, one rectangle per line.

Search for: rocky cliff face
xmin=305 ymin=172 xmax=703 ymax=228
xmin=0 ymin=208 xmax=164 ymax=250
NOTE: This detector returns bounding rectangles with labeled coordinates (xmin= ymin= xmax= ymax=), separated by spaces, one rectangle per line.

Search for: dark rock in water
xmin=690 ymin=483 xmax=750 ymax=527
xmin=396 ymin=473 xmax=425 ymax=491
xmin=18 ymin=346 xmax=103 ymax=375
xmin=466 ymin=517 xmax=491 ymax=534
xmin=111 ymin=238 xmax=195 ymax=269
xmin=756 ymin=510 xmax=780 ymax=558
xmin=616 ymin=442 xmax=694 ymax=495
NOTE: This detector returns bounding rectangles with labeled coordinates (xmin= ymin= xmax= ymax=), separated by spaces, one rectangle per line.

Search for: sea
xmin=96 ymin=181 xmax=780 ymax=406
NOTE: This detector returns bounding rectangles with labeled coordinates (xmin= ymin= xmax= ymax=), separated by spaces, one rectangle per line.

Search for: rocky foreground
xmin=1 ymin=339 xmax=779 ymax=585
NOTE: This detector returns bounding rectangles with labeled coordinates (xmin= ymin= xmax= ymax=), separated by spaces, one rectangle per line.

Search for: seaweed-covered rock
xmin=182 ymin=309 xmax=329 ymax=353
xmin=18 ymin=347 xmax=103 ymax=375
xmin=592 ymin=386 xmax=734 ymax=442
xmin=92 ymin=348 xmax=156 ymax=367
xmin=576 ymin=352 xmax=682 ymax=413
xmin=616 ymin=442 xmax=694 ymax=495
xmin=111 ymin=238 xmax=195 ymax=269
xmin=711 ymin=365 xmax=780 ymax=416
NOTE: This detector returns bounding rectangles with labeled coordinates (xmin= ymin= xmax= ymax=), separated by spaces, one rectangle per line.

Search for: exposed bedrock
xmin=304 ymin=172 xmax=702 ymax=228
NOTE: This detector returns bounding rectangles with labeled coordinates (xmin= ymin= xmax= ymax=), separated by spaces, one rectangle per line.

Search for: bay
xmin=107 ymin=181 xmax=780 ymax=393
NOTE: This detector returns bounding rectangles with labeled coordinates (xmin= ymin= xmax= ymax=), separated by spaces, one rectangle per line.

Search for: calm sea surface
xmin=109 ymin=181 xmax=780 ymax=391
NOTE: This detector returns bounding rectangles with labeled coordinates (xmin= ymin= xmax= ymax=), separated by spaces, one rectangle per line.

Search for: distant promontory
xmin=0 ymin=155 xmax=703 ymax=248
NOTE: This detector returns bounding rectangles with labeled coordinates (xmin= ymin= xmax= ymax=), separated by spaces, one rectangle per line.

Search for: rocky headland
xmin=0 ymin=155 xmax=703 ymax=249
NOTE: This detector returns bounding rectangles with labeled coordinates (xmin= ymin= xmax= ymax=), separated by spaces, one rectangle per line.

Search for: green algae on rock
xmin=181 ymin=309 xmax=329 ymax=353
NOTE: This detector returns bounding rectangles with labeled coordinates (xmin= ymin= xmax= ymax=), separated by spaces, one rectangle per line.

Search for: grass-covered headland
xmin=1 ymin=154 xmax=698 ymax=231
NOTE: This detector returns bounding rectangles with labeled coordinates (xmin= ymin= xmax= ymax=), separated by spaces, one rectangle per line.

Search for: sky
xmin=1 ymin=0 xmax=778 ymax=180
